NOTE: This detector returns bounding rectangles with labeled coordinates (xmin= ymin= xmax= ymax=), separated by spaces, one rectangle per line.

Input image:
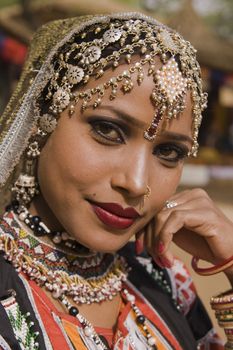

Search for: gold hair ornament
xmin=37 ymin=18 xmax=207 ymax=155
xmin=0 ymin=13 xmax=207 ymax=193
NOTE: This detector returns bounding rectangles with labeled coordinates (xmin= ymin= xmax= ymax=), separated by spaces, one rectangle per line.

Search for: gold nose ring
xmin=140 ymin=185 xmax=151 ymax=209
xmin=144 ymin=185 xmax=151 ymax=199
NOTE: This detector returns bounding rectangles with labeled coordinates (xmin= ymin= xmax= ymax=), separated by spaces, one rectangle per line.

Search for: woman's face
xmin=36 ymin=58 xmax=193 ymax=253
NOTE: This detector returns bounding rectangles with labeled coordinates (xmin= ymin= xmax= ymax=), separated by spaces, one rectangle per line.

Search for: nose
xmin=110 ymin=147 xmax=149 ymax=198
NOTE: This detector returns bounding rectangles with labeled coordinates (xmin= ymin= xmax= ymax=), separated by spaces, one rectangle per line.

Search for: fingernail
xmin=160 ymin=256 xmax=173 ymax=268
xmin=135 ymin=239 xmax=143 ymax=255
xmin=157 ymin=241 xmax=165 ymax=254
xmin=153 ymin=256 xmax=165 ymax=269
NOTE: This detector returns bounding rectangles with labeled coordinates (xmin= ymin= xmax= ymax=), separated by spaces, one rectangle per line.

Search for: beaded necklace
xmin=1 ymin=210 xmax=128 ymax=305
xmin=60 ymin=289 xmax=157 ymax=350
xmin=0 ymin=209 xmax=173 ymax=349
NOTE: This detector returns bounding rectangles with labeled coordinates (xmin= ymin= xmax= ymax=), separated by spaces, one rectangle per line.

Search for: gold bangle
xmin=211 ymin=290 xmax=233 ymax=307
xmin=225 ymin=329 xmax=233 ymax=336
xmin=217 ymin=314 xmax=233 ymax=322
xmin=225 ymin=341 xmax=233 ymax=350
xmin=215 ymin=309 xmax=233 ymax=315
xmin=218 ymin=320 xmax=233 ymax=328
xmin=226 ymin=335 xmax=233 ymax=342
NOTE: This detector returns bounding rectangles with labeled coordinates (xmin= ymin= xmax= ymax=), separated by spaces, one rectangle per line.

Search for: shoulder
xmin=121 ymin=244 xmax=201 ymax=316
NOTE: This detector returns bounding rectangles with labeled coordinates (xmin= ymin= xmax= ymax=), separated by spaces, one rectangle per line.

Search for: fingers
xmin=154 ymin=188 xmax=227 ymax=265
xmin=144 ymin=216 xmax=156 ymax=256
xmin=136 ymin=188 xmax=233 ymax=269
xmin=142 ymin=216 xmax=175 ymax=269
xmin=146 ymin=189 xmax=218 ymax=267
xmin=135 ymin=230 xmax=144 ymax=255
xmin=167 ymin=188 xmax=210 ymax=204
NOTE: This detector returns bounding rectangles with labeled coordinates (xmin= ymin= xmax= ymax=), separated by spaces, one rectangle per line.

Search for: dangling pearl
xmin=53 ymin=234 xmax=62 ymax=244
xmin=148 ymin=336 xmax=157 ymax=346
xmin=52 ymin=289 xmax=62 ymax=299
xmin=19 ymin=211 xmax=27 ymax=221
xmin=61 ymin=232 xmax=69 ymax=241
xmin=84 ymin=326 xmax=93 ymax=337
xmin=127 ymin=294 xmax=135 ymax=303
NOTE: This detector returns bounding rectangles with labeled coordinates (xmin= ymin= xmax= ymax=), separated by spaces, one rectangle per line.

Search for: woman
xmin=0 ymin=12 xmax=232 ymax=350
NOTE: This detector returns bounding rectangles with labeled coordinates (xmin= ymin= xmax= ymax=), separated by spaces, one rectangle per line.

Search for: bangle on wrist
xmin=191 ymin=256 xmax=233 ymax=276
xmin=210 ymin=290 xmax=233 ymax=308
xmin=210 ymin=290 xmax=233 ymax=349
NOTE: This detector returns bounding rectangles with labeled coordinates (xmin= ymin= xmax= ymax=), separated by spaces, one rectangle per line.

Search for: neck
xmin=10 ymin=197 xmax=95 ymax=258
xmin=30 ymin=195 xmax=63 ymax=232
xmin=1 ymin=209 xmax=128 ymax=305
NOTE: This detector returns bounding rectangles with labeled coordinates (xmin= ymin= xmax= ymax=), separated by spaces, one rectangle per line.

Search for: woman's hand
xmin=140 ymin=188 xmax=233 ymax=286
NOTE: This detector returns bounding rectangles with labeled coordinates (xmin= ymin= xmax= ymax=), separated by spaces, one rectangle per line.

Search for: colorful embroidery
xmin=167 ymin=258 xmax=196 ymax=315
xmin=0 ymin=291 xmax=39 ymax=350
xmin=0 ymin=213 xmax=224 ymax=349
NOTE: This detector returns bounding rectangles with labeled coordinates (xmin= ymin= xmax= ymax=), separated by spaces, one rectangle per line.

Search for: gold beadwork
xmin=37 ymin=18 xmax=207 ymax=156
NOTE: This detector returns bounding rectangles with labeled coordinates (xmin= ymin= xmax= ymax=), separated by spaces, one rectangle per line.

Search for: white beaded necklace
xmin=1 ymin=209 xmax=158 ymax=349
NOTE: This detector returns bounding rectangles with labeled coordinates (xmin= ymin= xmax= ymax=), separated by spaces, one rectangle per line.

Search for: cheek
xmin=37 ymin=126 xmax=112 ymax=198
xmin=149 ymin=165 xmax=183 ymax=211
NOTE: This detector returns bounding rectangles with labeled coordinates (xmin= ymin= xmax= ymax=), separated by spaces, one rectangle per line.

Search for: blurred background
xmin=0 ymin=0 xmax=232 ymax=340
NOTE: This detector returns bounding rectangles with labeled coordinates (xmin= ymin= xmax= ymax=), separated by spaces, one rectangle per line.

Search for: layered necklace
xmin=0 ymin=204 xmax=158 ymax=349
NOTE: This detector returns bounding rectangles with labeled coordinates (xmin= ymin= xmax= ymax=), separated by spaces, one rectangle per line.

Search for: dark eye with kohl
xmin=88 ymin=118 xmax=127 ymax=144
xmin=153 ymin=143 xmax=189 ymax=164
xmin=88 ymin=117 xmax=189 ymax=164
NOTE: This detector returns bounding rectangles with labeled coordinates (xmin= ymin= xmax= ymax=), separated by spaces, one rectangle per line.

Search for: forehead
xmin=78 ymin=56 xmax=193 ymax=138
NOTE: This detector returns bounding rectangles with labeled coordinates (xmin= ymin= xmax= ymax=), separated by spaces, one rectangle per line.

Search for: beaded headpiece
xmin=0 ymin=13 xmax=207 ymax=191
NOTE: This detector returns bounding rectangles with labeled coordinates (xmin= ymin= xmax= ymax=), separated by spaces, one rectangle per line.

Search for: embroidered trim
xmin=18 ymin=274 xmax=53 ymax=350
xmin=0 ymin=291 xmax=39 ymax=350
xmin=0 ymin=335 xmax=12 ymax=350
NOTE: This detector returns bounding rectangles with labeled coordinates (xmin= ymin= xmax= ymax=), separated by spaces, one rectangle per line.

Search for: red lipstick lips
xmin=89 ymin=201 xmax=140 ymax=230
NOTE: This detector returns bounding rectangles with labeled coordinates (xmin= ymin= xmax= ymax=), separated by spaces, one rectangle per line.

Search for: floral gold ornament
xmin=103 ymin=28 xmax=122 ymax=43
xmin=67 ymin=65 xmax=84 ymax=84
xmin=11 ymin=173 xmax=39 ymax=205
xmin=39 ymin=113 xmax=57 ymax=133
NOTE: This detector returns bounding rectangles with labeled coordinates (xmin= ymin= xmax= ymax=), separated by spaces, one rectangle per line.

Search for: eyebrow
xmin=98 ymin=105 xmax=192 ymax=144
xmin=157 ymin=131 xmax=192 ymax=144
xmin=99 ymin=105 xmax=147 ymax=129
